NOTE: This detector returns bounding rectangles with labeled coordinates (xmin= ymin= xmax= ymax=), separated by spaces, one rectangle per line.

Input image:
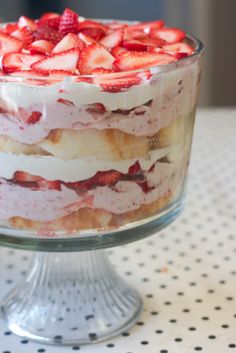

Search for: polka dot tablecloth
xmin=0 ymin=108 xmax=236 ymax=353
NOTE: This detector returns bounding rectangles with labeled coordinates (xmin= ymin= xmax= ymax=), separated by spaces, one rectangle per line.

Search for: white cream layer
xmin=0 ymin=147 xmax=172 ymax=182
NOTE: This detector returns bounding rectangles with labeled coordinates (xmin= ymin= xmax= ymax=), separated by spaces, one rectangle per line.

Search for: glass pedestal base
xmin=1 ymin=251 xmax=142 ymax=345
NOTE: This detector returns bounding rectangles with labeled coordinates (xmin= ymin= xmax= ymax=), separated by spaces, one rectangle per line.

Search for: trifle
xmin=0 ymin=9 xmax=202 ymax=233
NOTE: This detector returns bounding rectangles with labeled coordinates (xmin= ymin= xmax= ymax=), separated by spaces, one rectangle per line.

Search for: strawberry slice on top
xmin=31 ymin=48 xmax=80 ymax=74
xmin=53 ymin=33 xmax=84 ymax=53
xmin=99 ymin=29 xmax=123 ymax=49
xmin=150 ymin=27 xmax=185 ymax=44
xmin=2 ymin=53 xmax=44 ymax=73
xmin=114 ymin=51 xmax=175 ymax=71
xmin=0 ymin=32 xmax=23 ymax=55
xmin=29 ymin=40 xmax=55 ymax=55
xmin=78 ymin=43 xmax=115 ymax=75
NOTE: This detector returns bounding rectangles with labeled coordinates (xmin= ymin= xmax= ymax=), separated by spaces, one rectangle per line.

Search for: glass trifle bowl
xmin=0 ymin=11 xmax=203 ymax=345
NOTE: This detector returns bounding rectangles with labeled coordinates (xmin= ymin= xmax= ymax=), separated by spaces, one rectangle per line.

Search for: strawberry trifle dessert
xmin=0 ymin=9 xmax=202 ymax=233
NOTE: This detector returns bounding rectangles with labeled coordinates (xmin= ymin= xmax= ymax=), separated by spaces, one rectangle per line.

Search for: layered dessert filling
xmin=0 ymin=8 xmax=202 ymax=231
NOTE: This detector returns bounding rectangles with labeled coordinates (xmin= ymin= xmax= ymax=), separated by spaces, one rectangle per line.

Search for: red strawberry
xmin=79 ymin=27 xmax=105 ymax=41
xmin=57 ymin=98 xmax=75 ymax=106
xmin=59 ymin=8 xmax=79 ymax=34
xmin=38 ymin=16 xmax=61 ymax=30
xmin=53 ymin=33 xmax=84 ymax=53
xmin=99 ymin=29 xmax=123 ymax=49
xmin=107 ymin=22 xmax=128 ymax=31
xmin=77 ymin=20 xmax=107 ymax=41
xmin=93 ymin=170 xmax=122 ymax=187
xmin=124 ymin=29 xmax=146 ymax=41
xmin=78 ymin=32 xmax=95 ymax=45
xmin=111 ymin=45 xmax=128 ymax=58
xmin=128 ymin=161 xmax=141 ymax=175
xmin=85 ymin=103 xmax=106 ymax=114
xmin=0 ymin=32 xmax=23 ymax=55
xmin=150 ymin=27 xmax=185 ymax=44
xmin=174 ymin=52 xmax=188 ymax=60
xmin=12 ymin=26 xmax=33 ymax=45
xmin=27 ymin=111 xmax=42 ymax=124
xmin=114 ymin=51 xmax=175 ymax=71
xmin=29 ymin=40 xmax=55 ymax=54
xmin=31 ymin=48 xmax=80 ymax=74
xmin=14 ymin=171 xmax=42 ymax=183
xmin=5 ymin=23 xmax=19 ymax=35
xmin=37 ymin=180 xmax=61 ymax=190
xmin=94 ymin=73 xmax=141 ymax=93
xmin=18 ymin=16 xmax=36 ymax=31
xmin=34 ymin=24 xmax=64 ymax=43
xmin=10 ymin=70 xmax=47 ymax=77
xmin=163 ymin=42 xmax=194 ymax=55
xmin=40 ymin=12 xmax=60 ymax=21
xmin=122 ymin=39 xmax=148 ymax=51
xmin=2 ymin=53 xmax=44 ymax=73
xmin=126 ymin=20 xmax=164 ymax=34
xmin=78 ymin=43 xmax=115 ymax=75
xmin=91 ymin=68 xmax=115 ymax=75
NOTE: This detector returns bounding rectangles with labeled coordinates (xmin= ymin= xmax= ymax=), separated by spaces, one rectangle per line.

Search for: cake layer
xmin=0 ymin=114 xmax=192 ymax=160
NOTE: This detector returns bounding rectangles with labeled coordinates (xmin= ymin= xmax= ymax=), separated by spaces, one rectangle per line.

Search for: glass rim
xmin=0 ymin=34 xmax=204 ymax=83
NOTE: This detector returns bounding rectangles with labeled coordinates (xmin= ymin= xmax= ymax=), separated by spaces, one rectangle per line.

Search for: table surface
xmin=0 ymin=108 xmax=236 ymax=353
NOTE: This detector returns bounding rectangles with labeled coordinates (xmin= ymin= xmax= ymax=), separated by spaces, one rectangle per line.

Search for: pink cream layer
xmin=0 ymin=158 xmax=187 ymax=222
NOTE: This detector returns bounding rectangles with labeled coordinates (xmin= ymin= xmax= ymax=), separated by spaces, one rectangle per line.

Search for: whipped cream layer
xmin=0 ymin=146 xmax=172 ymax=182
xmin=0 ymin=157 xmax=188 ymax=222
xmin=0 ymin=61 xmax=200 ymax=144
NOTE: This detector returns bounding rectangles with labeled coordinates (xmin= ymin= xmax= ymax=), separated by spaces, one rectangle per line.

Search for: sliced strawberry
xmin=5 ymin=23 xmax=19 ymax=35
xmin=2 ymin=53 xmax=44 ymax=73
xmin=99 ymin=29 xmax=123 ymax=49
xmin=78 ymin=43 xmax=115 ymax=75
xmin=57 ymin=98 xmax=75 ymax=106
xmin=124 ymin=29 xmax=146 ymax=41
xmin=174 ymin=52 xmax=188 ymax=60
xmin=128 ymin=161 xmax=141 ymax=175
xmin=107 ymin=22 xmax=128 ymax=31
xmin=114 ymin=51 xmax=175 ymax=71
xmin=10 ymin=70 xmax=47 ymax=77
xmin=126 ymin=20 xmax=164 ymax=34
xmin=38 ymin=16 xmax=61 ymax=30
xmin=48 ymin=70 xmax=74 ymax=76
xmin=91 ymin=68 xmax=115 ymax=75
xmin=94 ymin=73 xmax=141 ymax=93
xmin=14 ymin=171 xmax=42 ymax=183
xmin=78 ymin=32 xmax=95 ymax=45
xmin=85 ymin=103 xmax=106 ymax=114
xmin=79 ymin=27 xmax=105 ymax=41
xmin=29 ymin=40 xmax=55 ymax=54
xmin=122 ymin=39 xmax=148 ymax=51
xmin=59 ymin=8 xmax=79 ymax=34
xmin=77 ymin=20 xmax=108 ymax=32
xmin=94 ymin=170 xmax=122 ymax=186
xmin=34 ymin=24 xmax=64 ymax=43
xmin=111 ymin=45 xmax=128 ymax=58
xmin=77 ymin=20 xmax=107 ymax=41
xmin=37 ymin=180 xmax=61 ymax=190
xmin=0 ymin=32 xmax=23 ymax=55
xmin=12 ymin=26 xmax=33 ymax=45
xmin=40 ymin=12 xmax=60 ymax=21
xmin=27 ymin=111 xmax=42 ymax=124
xmin=150 ymin=27 xmax=185 ymax=44
xmin=53 ymin=33 xmax=84 ymax=53
xmin=31 ymin=48 xmax=80 ymax=74
xmin=18 ymin=16 xmax=36 ymax=31
xmin=163 ymin=42 xmax=194 ymax=55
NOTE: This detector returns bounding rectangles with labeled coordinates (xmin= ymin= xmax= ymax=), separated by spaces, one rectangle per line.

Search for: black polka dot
xmin=194 ymin=347 xmax=203 ymax=351
xmin=155 ymin=330 xmax=163 ymax=334
xmin=136 ymin=321 xmax=144 ymax=326
xmin=72 ymin=346 xmax=80 ymax=350
xmin=122 ymin=332 xmax=130 ymax=337
xmin=169 ymin=319 xmax=177 ymax=323
xmin=107 ymin=343 xmax=115 ymax=348
xmin=208 ymin=335 xmax=216 ymax=339
xmin=4 ymin=331 xmax=12 ymax=335
xmin=214 ymin=306 xmax=222 ymax=310
xmin=189 ymin=327 xmax=196 ymax=331
xmin=221 ymin=324 xmax=229 ymax=328
xmin=151 ymin=311 xmax=158 ymax=315
xmin=202 ymin=316 xmax=209 ymax=321
xmin=229 ymin=344 xmax=236 ymax=348
xmin=160 ymin=350 xmax=168 ymax=353
xmin=141 ymin=341 xmax=149 ymax=345
xmin=37 ymin=350 xmax=46 ymax=353
xmin=175 ymin=338 xmax=182 ymax=342
xmin=21 ymin=339 xmax=28 ymax=344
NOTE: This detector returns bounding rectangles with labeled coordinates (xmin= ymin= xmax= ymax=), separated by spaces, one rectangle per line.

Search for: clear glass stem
xmin=1 ymin=250 xmax=142 ymax=345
